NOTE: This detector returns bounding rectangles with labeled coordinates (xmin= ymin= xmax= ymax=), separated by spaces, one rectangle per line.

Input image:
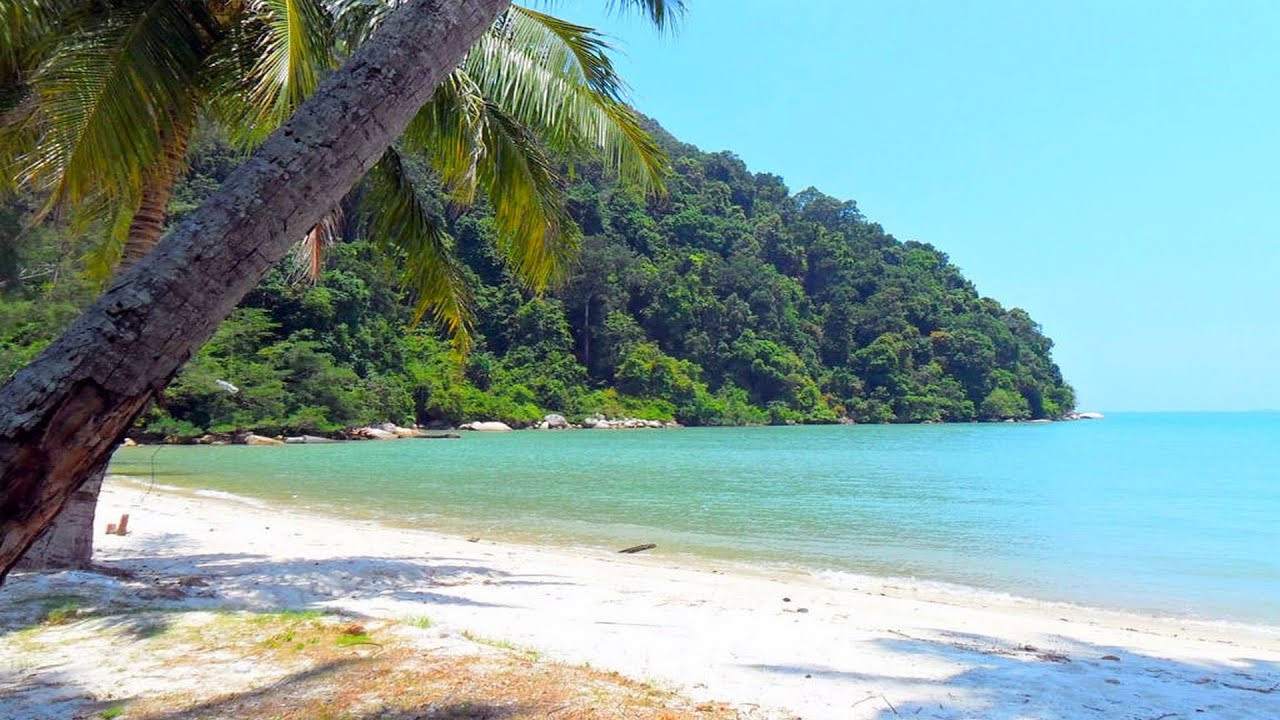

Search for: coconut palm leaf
xmin=473 ymin=98 xmax=579 ymax=291
xmin=232 ymin=0 xmax=335 ymax=145
xmin=14 ymin=0 xmax=213 ymax=216
xmin=0 ymin=0 xmax=80 ymax=86
xmin=608 ymin=0 xmax=684 ymax=31
xmin=363 ymin=147 xmax=474 ymax=348
xmin=402 ymin=70 xmax=577 ymax=293
xmin=80 ymin=197 xmax=140 ymax=283
xmin=326 ymin=0 xmax=393 ymax=53
xmin=465 ymin=5 xmax=667 ymax=190
xmin=287 ymin=205 xmax=344 ymax=283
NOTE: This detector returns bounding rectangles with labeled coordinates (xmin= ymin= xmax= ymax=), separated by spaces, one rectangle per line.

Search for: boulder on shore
xmin=354 ymin=427 xmax=398 ymax=440
xmin=460 ymin=421 xmax=513 ymax=432
xmin=284 ymin=435 xmax=338 ymax=444
xmin=243 ymin=433 xmax=283 ymax=446
xmin=543 ymin=414 xmax=568 ymax=430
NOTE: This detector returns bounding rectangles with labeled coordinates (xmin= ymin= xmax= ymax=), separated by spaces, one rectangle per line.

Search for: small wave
xmin=109 ymin=474 xmax=273 ymax=509
xmin=192 ymin=489 xmax=271 ymax=509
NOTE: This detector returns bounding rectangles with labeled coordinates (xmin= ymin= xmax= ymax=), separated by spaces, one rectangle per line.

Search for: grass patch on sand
xmin=252 ymin=613 xmax=367 ymax=654
xmin=37 ymin=594 xmax=88 ymax=625
xmin=461 ymin=630 xmax=542 ymax=660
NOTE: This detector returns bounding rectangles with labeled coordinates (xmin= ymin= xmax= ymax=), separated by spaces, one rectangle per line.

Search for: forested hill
xmin=0 ymin=121 xmax=1074 ymax=436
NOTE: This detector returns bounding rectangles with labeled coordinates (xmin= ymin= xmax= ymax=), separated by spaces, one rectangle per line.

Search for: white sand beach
xmin=4 ymin=477 xmax=1280 ymax=719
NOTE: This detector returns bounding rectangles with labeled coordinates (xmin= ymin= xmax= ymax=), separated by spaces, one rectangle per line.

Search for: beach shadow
xmin=88 ymin=551 xmax=568 ymax=612
xmin=0 ymin=663 xmax=139 ymax=720
xmin=743 ymin=629 xmax=1280 ymax=718
xmin=132 ymin=658 xmax=366 ymax=720
xmin=0 ymin=549 xmax=570 ymax=638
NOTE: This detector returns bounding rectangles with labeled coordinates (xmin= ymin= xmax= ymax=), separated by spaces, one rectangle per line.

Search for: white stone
xmin=460 ymin=421 xmax=513 ymax=432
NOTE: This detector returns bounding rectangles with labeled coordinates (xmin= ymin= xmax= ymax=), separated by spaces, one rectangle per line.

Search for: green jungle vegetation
xmin=1 ymin=122 xmax=1074 ymax=437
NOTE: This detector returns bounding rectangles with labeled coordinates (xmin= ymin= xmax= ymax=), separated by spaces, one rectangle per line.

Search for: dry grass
xmin=131 ymin=652 xmax=739 ymax=720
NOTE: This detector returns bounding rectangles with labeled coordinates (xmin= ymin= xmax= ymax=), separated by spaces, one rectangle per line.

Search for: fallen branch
xmin=618 ymin=543 xmax=656 ymax=554
xmin=850 ymin=695 xmax=879 ymax=710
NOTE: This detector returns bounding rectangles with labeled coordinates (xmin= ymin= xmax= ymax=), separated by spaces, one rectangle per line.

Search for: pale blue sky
xmin=567 ymin=0 xmax=1280 ymax=412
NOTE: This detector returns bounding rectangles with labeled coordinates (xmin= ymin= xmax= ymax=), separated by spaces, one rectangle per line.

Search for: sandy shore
xmin=5 ymin=477 xmax=1280 ymax=719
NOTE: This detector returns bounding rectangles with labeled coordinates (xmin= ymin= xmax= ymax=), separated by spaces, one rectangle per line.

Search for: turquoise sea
xmin=110 ymin=412 xmax=1280 ymax=624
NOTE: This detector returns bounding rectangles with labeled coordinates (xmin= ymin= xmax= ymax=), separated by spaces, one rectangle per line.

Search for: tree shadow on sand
xmin=744 ymin=628 xmax=1280 ymax=719
xmin=0 ymin=546 xmax=581 ymax=638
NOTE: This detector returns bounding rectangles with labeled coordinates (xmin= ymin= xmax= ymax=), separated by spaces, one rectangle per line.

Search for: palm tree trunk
xmin=17 ymin=123 xmax=194 ymax=571
xmin=120 ymin=123 xmax=193 ymax=271
xmin=0 ymin=0 xmax=511 ymax=581
xmin=14 ymin=472 xmax=102 ymax=570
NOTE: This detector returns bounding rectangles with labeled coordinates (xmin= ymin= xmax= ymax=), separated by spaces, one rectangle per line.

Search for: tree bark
xmin=14 ymin=471 xmax=102 ymax=570
xmin=0 ymin=0 xmax=510 ymax=581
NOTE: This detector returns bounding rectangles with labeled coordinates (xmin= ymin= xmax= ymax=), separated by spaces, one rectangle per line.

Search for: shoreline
xmin=7 ymin=476 xmax=1278 ymax=719
xmin=120 ymin=472 xmax=1277 ymax=632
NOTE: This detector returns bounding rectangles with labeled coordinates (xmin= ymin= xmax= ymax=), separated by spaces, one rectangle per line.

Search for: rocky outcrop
xmin=460 ymin=421 xmax=514 ymax=432
xmin=580 ymin=414 xmax=678 ymax=430
xmin=353 ymin=427 xmax=398 ymax=440
xmin=243 ymin=434 xmax=284 ymax=446
xmin=538 ymin=414 xmax=569 ymax=430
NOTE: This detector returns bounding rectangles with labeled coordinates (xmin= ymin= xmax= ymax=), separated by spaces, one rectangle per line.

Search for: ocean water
xmin=109 ymin=412 xmax=1280 ymax=624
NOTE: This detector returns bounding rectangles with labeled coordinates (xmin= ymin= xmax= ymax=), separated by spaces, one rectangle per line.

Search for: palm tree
xmin=5 ymin=1 xmax=668 ymax=335
xmin=0 ymin=0 xmax=682 ymax=573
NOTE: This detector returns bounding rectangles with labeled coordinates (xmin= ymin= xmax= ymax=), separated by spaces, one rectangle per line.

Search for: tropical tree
xmin=5 ymin=0 xmax=670 ymax=568
xmin=0 ymin=0 xmax=682 ymax=579
xmin=4 ymin=0 xmax=667 ymax=335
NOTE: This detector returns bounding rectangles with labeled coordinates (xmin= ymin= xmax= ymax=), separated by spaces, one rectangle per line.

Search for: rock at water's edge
xmin=244 ymin=434 xmax=283 ymax=446
xmin=460 ymin=421 xmax=514 ymax=432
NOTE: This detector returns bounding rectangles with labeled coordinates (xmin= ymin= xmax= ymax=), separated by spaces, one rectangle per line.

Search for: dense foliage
xmin=1 ymin=123 xmax=1073 ymax=435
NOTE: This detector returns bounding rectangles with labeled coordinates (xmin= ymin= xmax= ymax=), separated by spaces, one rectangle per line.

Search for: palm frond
xmin=363 ymin=147 xmax=474 ymax=349
xmin=0 ymin=0 xmax=80 ymax=85
xmin=233 ymin=0 xmax=335 ymax=145
xmin=287 ymin=206 xmax=344 ymax=283
xmin=605 ymin=0 xmax=684 ymax=32
xmin=401 ymin=70 xmax=486 ymax=204
xmin=474 ymin=98 xmax=579 ymax=290
xmin=0 ymin=91 xmax=39 ymax=195
xmin=15 ymin=0 xmax=212 ymax=215
xmin=80 ymin=197 xmax=138 ymax=285
xmin=326 ymin=0 xmax=393 ymax=55
xmin=465 ymin=5 xmax=668 ymax=191
xmin=402 ymin=73 xmax=579 ymax=293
